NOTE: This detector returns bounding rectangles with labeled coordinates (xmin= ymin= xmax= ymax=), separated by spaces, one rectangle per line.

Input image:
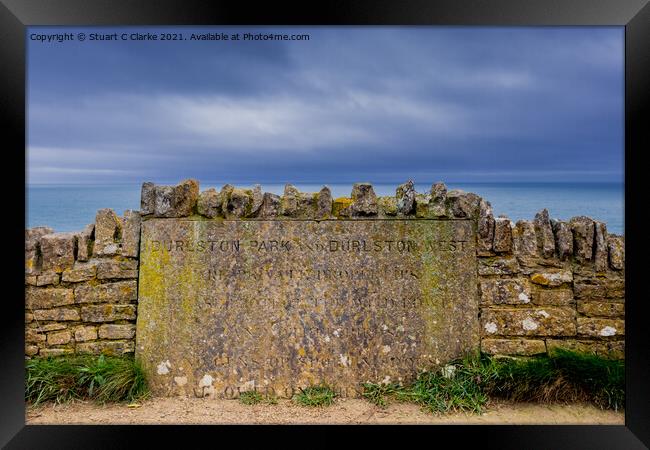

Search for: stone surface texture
xmin=137 ymin=218 xmax=478 ymax=397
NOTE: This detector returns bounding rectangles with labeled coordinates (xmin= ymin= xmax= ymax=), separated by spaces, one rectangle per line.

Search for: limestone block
xmin=396 ymin=180 xmax=416 ymax=215
xmin=140 ymin=181 xmax=156 ymax=216
xmin=39 ymin=348 xmax=74 ymax=357
xmin=480 ymin=279 xmax=531 ymax=305
xmin=26 ymin=287 xmax=74 ymax=309
xmin=577 ymin=301 xmax=624 ymax=318
xmin=25 ymin=226 xmax=53 ymax=274
xmin=481 ymin=307 xmax=576 ymax=337
xmin=570 ymin=216 xmax=595 ymax=263
xmin=250 ymin=184 xmax=264 ymax=217
xmin=481 ymin=339 xmax=546 ymax=356
xmin=493 ymin=217 xmax=513 ymax=254
xmin=414 ymin=193 xmax=431 ymax=218
xmin=121 ymin=210 xmax=141 ymax=258
xmin=31 ymin=323 xmax=67 ymax=332
xmin=546 ymin=339 xmax=624 ymax=359
xmin=76 ymin=224 xmax=95 ymax=261
xmin=512 ymin=220 xmax=538 ymax=263
xmin=74 ymin=280 xmax=137 ymax=304
xmin=607 ymin=235 xmax=624 ymax=270
xmin=197 ymin=188 xmax=222 ymax=218
xmin=378 ymin=196 xmax=397 ymax=216
xmin=257 ymin=192 xmax=280 ymax=218
xmin=593 ymin=221 xmax=608 ymax=272
xmin=153 ymin=179 xmax=199 ymax=218
xmin=577 ymin=318 xmax=624 ymax=337
xmin=47 ymin=330 xmax=71 ymax=346
xmin=551 ymin=220 xmax=573 ymax=261
xmin=446 ymin=190 xmax=481 ymax=218
xmin=80 ymin=304 xmax=137 ymax=322
xmin=33 ymin=308 xmax=80 ymax=321
xmin=96 ymin=259 xmax=138 ymax=280
xmin=225 ymin=188 xmax=252 ymax=218
xmin=430 ymin=182 xmax=448 ymax=217
xmin=61 ymin=261 xmax=97 ymax=283
xmin=316 ymin=186 xmax=332 ymax=219
xmin=573 ymin=282 xmax=606 ymax=300
xmin=74 ymin=326 xmax=98 ymax=342
xmin=40 ymin=232 xmax=76 ymax=273
xmin=36 ymin=271 xmax=60 ymax=286
xmin=530 ymin=270 xmax=572 ymax=287
xmin=534 ymin=209 xmax=555 ymax=258
xmin=99 ymin=324 xmax=136 ymax=340
xmin=25 ymin=328 xmax=46 ymax=344
xmin=477 ymin=199 xmax=495 ymax=255
xmin=94 ymin=208 xmax=122 ymax=256
xmin=76 ymin=340 xmax=135 ymax=355
xmin=531 ymin=288 xmax=573 ymax=306
xmin=478 ymin=257 xmax=520 ymax=276
xmin=350 ymin=183 xmax=378 ymax=216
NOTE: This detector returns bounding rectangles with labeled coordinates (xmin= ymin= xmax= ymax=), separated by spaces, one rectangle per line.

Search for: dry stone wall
xmin=25 ymin=179 xmax=624 ymax=363
xmin=25 ymin=209 xmax=141 ymax=357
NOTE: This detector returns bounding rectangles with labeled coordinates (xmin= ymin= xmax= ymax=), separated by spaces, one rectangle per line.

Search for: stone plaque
xmin=136 ymin=219 xmax=479 ymax=398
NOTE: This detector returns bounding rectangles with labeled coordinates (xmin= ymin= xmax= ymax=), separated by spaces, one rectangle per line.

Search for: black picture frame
xmin=2 ymin=0 xmax=648 ymax=448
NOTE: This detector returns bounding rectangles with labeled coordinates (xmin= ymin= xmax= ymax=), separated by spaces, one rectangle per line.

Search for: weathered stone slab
xmin=74 ymin=326 xmax=98 ymax=342
xmin=33 ymin=308 xmax=80 ymax=321
xmin=531 ymin=288 xmax=573 ymax=306
xmin=577 ymin=318 xmax=624 ymax=337
xmin=26 ymin=287 xmax=74 ymax=309
xmin=74 ymin=280 xmax=138 ymax=304
xmin=481 ymin=307 xmax=576 ymax=337
xmin=62 ymin=261 xmax=97 ymax=283
xmin=94 ymin=209 xmax=122 ymax=256
xmin=81 ymin=304 xmax=137 ymax=322
xmin=99 ymin=324 xmax=136 ymax=340
xmin=25 ymin=227 xmax=54 ymax=274
xmin=481 ymin=338 xmax=546 ymax=356
xmin=36 ymin=271 xmax=60 ymax=286
xmin=47 ymin=330 xmax=72 ymax=345
xmin=529 ymin=270 xmax=572 ymax=287
xmin=479 ymin=279 xmax=531 ymax=305
xmin=546 ymin=339 xmax=624 ymax=359
xmin=40 ymin=232 xmax=77 ymax=273
xmin=122 ymin=210 xmax=142 ymax=258
xmin=76 ymin=340 xmax=135 ymax=355
xmin=136 ymin=218 xmax=478 ymax=398
xmin=477 ymin=257 xmax=520 ymax=276
xmin=96 ymin=259 xmax=139 ymax=280
xmin=76 ymin=224 xmax=95 ymax=262
xmin=577 ymin=300 xmax=624 ymax=318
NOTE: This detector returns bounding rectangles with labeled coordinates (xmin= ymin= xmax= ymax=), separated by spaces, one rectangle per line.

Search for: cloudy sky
xmin=27 ymin=26 xmax=624 ymax=185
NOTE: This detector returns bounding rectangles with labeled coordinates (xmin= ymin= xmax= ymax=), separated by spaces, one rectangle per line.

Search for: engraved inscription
xmin=136 ymin=220 xmax=479 ymax=398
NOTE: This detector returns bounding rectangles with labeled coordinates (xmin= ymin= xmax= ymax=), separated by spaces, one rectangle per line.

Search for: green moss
xmin=293 ymin=384 xmax=337 ymax=407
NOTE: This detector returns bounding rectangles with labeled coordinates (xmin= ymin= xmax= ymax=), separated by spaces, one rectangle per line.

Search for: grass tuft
xmin=239 ymin=390 xmax=278 ymax=405
xmin=26 ymin=354 xmax=149 ymax=406
xmin=361 ymin=350 xmax=624 ymax=414
xmin=489 ymin=348 xmax=624 ymax=410
xmin=293 ymin=385 xmax=337 ymax=407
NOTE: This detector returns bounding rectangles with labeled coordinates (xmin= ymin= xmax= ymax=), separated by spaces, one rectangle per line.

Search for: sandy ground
xmin=26 ymin=397 xmax=624 ymax=425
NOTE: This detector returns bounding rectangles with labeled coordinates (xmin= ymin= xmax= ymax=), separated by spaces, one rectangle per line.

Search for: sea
xmin=25 ymin=182 xmax=625 ymax=235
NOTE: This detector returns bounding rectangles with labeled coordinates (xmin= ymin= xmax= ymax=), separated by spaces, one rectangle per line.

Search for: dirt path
xmin=26 ymin=398 xmax=624 ymax=425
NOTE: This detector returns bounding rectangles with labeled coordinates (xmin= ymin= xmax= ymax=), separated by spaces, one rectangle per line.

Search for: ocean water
xmin=26 ymin=182 xmax=624 ymax=235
